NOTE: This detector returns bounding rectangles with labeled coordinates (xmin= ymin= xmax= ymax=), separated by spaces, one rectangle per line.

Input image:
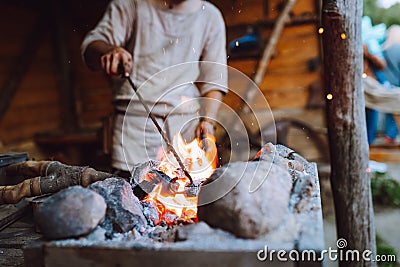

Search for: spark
xmin=341 ymin=33 xmax=346 ymax=40
xmin=362 ymin=73 xmax=367 ymax=78
xmin=235 ymin=41 xmax=239 ymax=47
xmin=318 ymin=27 xmax=324 ymax=34
xmin=326 ymin=94 xmax=333 ymax=100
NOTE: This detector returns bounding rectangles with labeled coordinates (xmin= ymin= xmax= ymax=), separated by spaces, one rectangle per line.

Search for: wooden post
xmin=321 ymin=1 xmax=376 ymax=266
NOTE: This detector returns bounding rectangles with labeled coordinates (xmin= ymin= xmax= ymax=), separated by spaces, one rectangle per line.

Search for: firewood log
xmin=0 ymin=161 xmax=113 ymax=204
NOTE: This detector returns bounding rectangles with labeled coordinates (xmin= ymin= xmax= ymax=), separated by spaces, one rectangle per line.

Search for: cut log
xmin=0 ymin=161 xmax=113 ymax=204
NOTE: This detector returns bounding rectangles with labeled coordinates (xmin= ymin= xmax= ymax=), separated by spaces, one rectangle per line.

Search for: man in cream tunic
xmin=81 ymin=0 xmax=228 ymax=173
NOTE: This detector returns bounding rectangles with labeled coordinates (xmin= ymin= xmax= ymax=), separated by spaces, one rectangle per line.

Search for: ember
xmin=142 ymin=133 xmax=217 ymax=225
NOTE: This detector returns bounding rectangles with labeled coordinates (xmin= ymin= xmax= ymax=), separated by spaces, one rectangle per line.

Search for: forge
xmin=23 ymin=143 xmax=324 ymax=267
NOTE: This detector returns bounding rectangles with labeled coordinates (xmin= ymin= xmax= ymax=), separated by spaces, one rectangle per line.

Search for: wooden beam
xmin=369 ymin=146 xmax=400 ymax=162
xmin=253 ymin=0 xmax=298 ymax=86
xmin=227 ymin=12 xmax=318 ymax=32
xmin=321 ymin=1 xmax=376 ymax=266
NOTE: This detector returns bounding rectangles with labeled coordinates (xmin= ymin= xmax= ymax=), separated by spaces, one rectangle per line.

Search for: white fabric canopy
xmin=363 ymin=76 xmax=400 ymax=114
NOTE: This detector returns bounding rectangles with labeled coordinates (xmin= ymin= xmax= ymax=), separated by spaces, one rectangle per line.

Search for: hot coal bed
xmin=24 ymin=144 xmax=324 ymax=267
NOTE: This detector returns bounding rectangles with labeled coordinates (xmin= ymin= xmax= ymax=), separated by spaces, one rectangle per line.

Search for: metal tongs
xmin=118 ymin=64 xmax=195 ymax=186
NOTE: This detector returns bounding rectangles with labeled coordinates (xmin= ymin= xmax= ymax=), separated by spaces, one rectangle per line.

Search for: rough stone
xmin=141 ymin=200 xmax=160 ymax=226
xmin=198 ymin=156 xmax=292 ymax=239
xmin=88 ymin=178 xmax=147 ymax=234
xmin=254 ymin=142 xmax=304 ymax=172
xmin=34 ymin=186 xmax=106 ymax=240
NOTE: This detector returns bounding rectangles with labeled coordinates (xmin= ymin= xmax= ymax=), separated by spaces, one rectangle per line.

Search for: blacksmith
xmin=81 ymin=0 xmax=228 ymax=175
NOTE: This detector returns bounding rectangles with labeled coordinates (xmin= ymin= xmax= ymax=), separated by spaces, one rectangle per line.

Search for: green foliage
xmin=364 ymin=0 xmax=378 ymax=17
xmin=376 ymin=235 xmax=398 ymax=267
xmin=363 ymin=0 xmax=400 ymax=26
xmin=372 ymin=173 xmax=399 ymax=266
xmin=370 ymin=172 xmax=400 ymax=207
xmin=371 ymin=172 xmax=400 ymax=206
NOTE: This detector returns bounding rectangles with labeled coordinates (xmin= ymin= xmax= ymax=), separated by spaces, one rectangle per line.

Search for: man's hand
xmin=195 ymin=119 xmax=215 ymax=139
xmin=83 ymin=41 xmax=133 ymax=76
xmin=194 ymin=90 xmax=224 ymax=151
xmin=101 ymin=47 xmax=133 ymax=76
xmin=195 ymin=119 xmax=215 ymax=152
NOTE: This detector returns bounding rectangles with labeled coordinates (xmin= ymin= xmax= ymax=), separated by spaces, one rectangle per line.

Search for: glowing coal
xmin=138 ymin=133 xmax=218 ymax=225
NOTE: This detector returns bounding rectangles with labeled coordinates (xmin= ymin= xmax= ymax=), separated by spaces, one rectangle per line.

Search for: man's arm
xmin=199 ymin=90 xmax=225 ymax=121
xmin=194 ymin=5 xmax=227 ymax=142
xmin=363 ymin=44 xmax=386 ymax=70
xmin=81 ymin=0 xmax=136 ymax=76
xmin=84 ymin=40 xmax=133 ymax=76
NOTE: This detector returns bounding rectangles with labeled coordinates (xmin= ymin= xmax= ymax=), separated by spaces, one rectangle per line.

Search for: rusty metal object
xmin=139 ymin=170 xmax=200 ymax=198
xmin=30 ymin=195 xmax=51 ymax=233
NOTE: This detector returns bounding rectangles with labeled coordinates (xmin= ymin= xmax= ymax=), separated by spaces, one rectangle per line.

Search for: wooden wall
xmin=0 ymin=0 xmax=113 ymax=145
xmin=213 ymin=0 xmax=321 ymax=110
xmin=0 ymin=0 xmax=321 ymax=148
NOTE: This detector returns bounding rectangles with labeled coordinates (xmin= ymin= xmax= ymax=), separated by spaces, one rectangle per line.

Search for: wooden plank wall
xmin=213 ymin=0 xmax=321 ymax=110
xmin=0 ymin=5 xmax=59 ymax=145
xmin=0 ymin=0 xmax=321 ymax=146
xmin=0 ymin=1 xmax=113 ymax=145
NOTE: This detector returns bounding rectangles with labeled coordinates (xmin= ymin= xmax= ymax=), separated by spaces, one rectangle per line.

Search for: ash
xmin=52 ymin=221 xmax=293 ymax=252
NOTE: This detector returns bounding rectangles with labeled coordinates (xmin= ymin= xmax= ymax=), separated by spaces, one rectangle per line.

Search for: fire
xmin=143 ymin=133 xmax=217 ymax=225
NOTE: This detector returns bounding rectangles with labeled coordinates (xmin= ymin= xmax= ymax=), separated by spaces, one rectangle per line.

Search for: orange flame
xmin=143 ymin=133 xmax=217 ymax=225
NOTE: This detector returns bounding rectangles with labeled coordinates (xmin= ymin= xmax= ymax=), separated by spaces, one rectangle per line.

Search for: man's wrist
xmin=199 ymin=117 xmax=216 ymax=127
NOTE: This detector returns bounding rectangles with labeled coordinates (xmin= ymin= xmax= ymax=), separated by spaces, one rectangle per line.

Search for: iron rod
xmin=124 ymin=75 xmax=194 ymax=185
